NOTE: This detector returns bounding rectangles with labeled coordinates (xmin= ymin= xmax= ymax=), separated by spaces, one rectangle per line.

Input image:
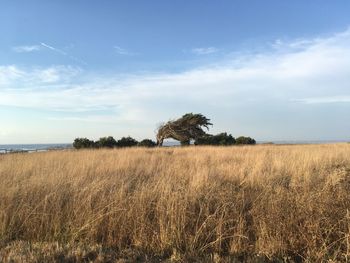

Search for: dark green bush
xmin=180 ymin=140 xmax=190 ymax=146
xmin=235 ymin=136 xmax=256 ymax=145
xmin=73 ymin=138 xmax=95 ymax=149
xmin=117 ymin=136 xmax=138 ymax=147
xmin=95 ymin=136 xmax=118 ymax=148
xmin=138 ymin=139 xmax=157 ymax=147
xmin=195 ymin=133 xmax=236 ymax=146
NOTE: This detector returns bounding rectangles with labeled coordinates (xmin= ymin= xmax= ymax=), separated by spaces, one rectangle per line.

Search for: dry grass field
xmin=1 ymin=144 xmax=350 ymax=262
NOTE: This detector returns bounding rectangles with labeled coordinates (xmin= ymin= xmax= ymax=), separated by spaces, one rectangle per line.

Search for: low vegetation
xmin=235 ymin=136 xmax=256 ymax=145
xmin=1 ymin=144 xmax=350 ymax=262
xmin=73 ymin=113 xmax=256 ymax=149
xmin=73 ymin=136 xmax=157 ymax=149
xmin=194 ymin=133 xmax=256 ymax=146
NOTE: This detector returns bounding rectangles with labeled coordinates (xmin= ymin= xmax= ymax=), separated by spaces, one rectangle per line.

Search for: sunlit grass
xmin=1 ymin=144 xmax=350 ymax=262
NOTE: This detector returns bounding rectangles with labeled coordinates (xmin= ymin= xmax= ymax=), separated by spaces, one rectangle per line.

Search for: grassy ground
xmin=1 ymin=144 xmax=350 ymax=262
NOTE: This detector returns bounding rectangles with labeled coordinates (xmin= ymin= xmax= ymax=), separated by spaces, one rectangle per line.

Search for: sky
xmin=1 ymin=1 xmax=350 ymax=144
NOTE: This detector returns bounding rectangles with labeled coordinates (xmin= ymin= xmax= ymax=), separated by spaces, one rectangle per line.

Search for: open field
xmin=1 ymin=144 xmax=350 ymax=262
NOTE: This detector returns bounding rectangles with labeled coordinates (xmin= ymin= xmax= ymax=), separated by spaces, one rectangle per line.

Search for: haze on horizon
xmin=1 ymin=1 xmax=350 ymax=144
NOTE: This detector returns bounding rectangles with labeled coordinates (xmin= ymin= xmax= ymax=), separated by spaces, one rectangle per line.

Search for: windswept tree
xmin=156 ymin=113 xmax=212 ymax=146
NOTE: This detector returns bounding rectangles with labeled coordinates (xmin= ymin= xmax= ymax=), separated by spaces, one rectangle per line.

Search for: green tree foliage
xmin=138 ymin=139 xmax=157 ymax=147
xmin=117 ymin=136 xmax=138 ymax=147
xmin=235 ymin=136 xmax=256 ymax=145
xmin=180 ymin=139 xmax=190 ymax=146
xmin=195 ymin=133 xmax=236 ymax=146
xmin=73 ymin=138 xmax=95 ymax=149
xmin=156 ymin=113 xmax=212 ymax=146
xmin=95 ymin=136 xmax=118 ymax=148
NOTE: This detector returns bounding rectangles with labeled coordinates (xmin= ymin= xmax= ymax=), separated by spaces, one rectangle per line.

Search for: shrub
xmin=73 ymin=138 xmax=95 ymax=149
xmin=195 ymin=133 xmax=236 ymax=146
xmin=117 ymin=136 xmax=138 ymax=147
xmin=138 ymin=139 xmax=157 ymax=147
xmin=180 ymin=140 xmax=190 ymax=146
xmin=235 ymin=136 xmax=256 ymax=145
xmin=95 ymin=136 xmax=118 ymax=148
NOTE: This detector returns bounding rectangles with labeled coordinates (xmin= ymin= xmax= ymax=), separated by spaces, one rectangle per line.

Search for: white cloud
xmin=12 ymin=45 xmax=41 ymax=53
xmin=0 ymin=66 xmax=25 ymax=86
xmin=0 ymin=65 xmax=81 ymax=87
xmin=12 ymin=43 xmax=87 ymax=65
xmin=293 ymin=96 xmax=350 ymax=104
xmin=272 ymin=39 xmax=316 ymax=50
xmin=114 ymin=46 xmax=134 ymax=56
xmin=35 ymin=68 xmax=66 ymax=83
xmin=3 ymin=29 xmax=350 ymax=111
xmin=191 ymin=47 xmax=219 ymax=55
xmin=1 ymin=28 xmax=350 ymax=140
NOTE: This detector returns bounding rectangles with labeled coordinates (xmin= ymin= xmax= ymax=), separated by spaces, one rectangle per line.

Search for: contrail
xmin=41 ymin=42 xmax=67 ymax=55
xmin=40 ymin=42 xmax=88 ymax=66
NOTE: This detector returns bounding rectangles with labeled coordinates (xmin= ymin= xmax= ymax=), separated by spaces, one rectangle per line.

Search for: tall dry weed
xmin=0 ymin=144 xmax=350 ymax=261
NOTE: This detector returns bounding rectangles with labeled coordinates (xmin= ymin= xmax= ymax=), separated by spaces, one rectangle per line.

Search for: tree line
xmin=73 ymin=136 xmax=156 ymax=149
xmin=194 ymin=133 xmax=256 ymax=145
xmin=73 ymin=134 xmax=255 ymax=149
xmin=73 ymin=113 xmax=256 ymax=149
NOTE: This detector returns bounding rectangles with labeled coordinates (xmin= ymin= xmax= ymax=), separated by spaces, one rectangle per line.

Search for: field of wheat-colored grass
xmin=0 ymin=144 xmax=350 ymax=262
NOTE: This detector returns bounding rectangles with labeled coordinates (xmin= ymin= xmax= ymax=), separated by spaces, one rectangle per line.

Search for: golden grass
xmin=1 ymin=144 xmax=350 ymax=262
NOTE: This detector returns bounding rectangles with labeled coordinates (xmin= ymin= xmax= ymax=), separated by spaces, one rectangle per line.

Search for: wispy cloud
xmin=0 ymin=65 xmax=81 ymax=86
xmin=12 ymin=45 xmax=41 ymax=53
xmin=38 ymin=66 xmax=81 ymax=83
xmin=4 ymin=29 xmax=350 ymax=112
xmin=191 ymin=47 xmax=219 ymax=55
xmin=1 ymin=28 xmax=350 ymax=139
xmin=292 ymin=96 xmax=350 ymax=104
xmin=271 ymin=39 xmax=316 ymax=50
xmin=40 ymin=42 xmax=88 ymax=65
xmin=47 ymin=115 xmax=119 ymax=124
xmin=0 ymin=66 xmax=25 ymax=86
xmin=114 ymin=46 xmax=135 ymax=56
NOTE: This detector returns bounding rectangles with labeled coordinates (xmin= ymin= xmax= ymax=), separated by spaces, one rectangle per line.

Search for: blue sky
xmin=1 ymin=1 xmax=350 ymax=143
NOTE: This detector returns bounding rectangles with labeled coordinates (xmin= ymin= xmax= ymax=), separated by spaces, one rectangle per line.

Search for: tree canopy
xmin=195 ymin=133 xmax=236 ymax=146
xmin=235 ymin=136 xmax=256 ymax=145
xmin=138 ymin=139 xmax=157 ymax=147
xmin=117 ymin=136 xmax=138 ymax=147
xmin=156 ymin=113 xmax=212 ymax=146
xmin=73 ymin=138 xmax=95 ymax=149
xmin=95 ymin=136 xmax=118 ymax=148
